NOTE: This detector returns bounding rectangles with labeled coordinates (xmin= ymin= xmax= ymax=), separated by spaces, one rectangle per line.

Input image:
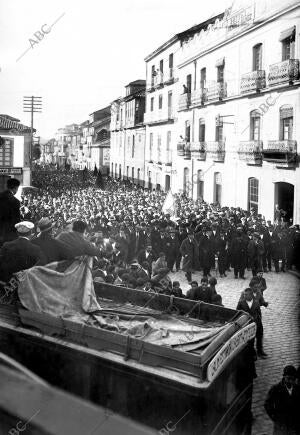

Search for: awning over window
xmin=215 ymin=57 xmax=225 ymax=67
xmin=0 ymin=115 xmax=31 ymax=132
xmin=279 ymin=26 xmax=295 ymax=41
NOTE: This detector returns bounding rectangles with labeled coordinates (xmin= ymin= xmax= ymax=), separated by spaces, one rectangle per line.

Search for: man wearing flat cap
xmin=0 ymin=221 xmax=46 ymax=283
xmin=265 ymin=365 xmax=300 ymax=434
xmin=32 ymin=217 xmax=73 ymax=264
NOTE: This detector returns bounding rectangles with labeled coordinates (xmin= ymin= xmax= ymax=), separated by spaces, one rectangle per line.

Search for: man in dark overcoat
xmin=264 ymin=365 xmax=300 ymax=435
xmin=231 ymin=227 xmax=248 ymax=279
xmin=180 ymin=231 xmax=199 ymax=283
xmin=0 ymin=178 xmax=21 ymax=246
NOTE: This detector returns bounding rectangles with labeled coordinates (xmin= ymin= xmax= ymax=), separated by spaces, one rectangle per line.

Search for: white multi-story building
xmin=144 ymin=37 xmax=181 ymax=191
xmin=174 ymin=0 xmax=300 ymax=224
xmin=110 ymin=80 xmax=146 ymax=184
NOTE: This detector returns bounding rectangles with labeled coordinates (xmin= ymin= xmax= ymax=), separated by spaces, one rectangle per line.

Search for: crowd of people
xmin=0 ymin=167 xmax=300 ymax=433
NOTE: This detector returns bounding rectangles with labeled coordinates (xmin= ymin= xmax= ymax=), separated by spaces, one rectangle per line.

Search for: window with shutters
xmin=158 ymin=94 xmax=163 ymax=109
xmin=252 ymin=44 xmax=262 ymax=71
xmin=199 ymin=119 xmax=205 ymax=142
xmin=185 ymin=120 xmax=191 ymax=142
xmin=217 ymin=65 xmax=224 ymax=83
xmin=248 ymin=178 xmax=259 ymax=211
xmin=282 ymin=32 xmax=295 ymax=61
xmin=250 ymin=110 xmax=261 ymax=141
xmin=279 ymin=105 xmax=293 ymax=140
xmin=149 ymin=133 xmax=153 ymax=161
xmin=157 ymin=134 xmax=162 ymax=163
xmin=150 ymin=97 xmax=154 ymax=112
xmin=0 ymin=138 xmax=13 ymax=167
xmin=200 ymin=68 xmax=206 ymax=90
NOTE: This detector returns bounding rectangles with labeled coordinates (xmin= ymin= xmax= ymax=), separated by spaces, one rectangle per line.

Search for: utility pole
xmin=23 ymin=96 xmax=42 ymax=183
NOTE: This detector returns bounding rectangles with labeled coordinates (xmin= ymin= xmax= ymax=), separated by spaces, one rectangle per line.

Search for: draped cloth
xmin=17 ymin=256 xmax=101 ymax=316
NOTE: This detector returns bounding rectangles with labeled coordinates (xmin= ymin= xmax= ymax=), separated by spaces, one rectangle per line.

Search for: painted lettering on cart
xmin=207 ymin=323 xmax=256 ymax=382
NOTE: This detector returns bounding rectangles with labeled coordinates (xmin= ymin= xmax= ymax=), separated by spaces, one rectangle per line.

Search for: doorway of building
xmin=274 ymin=182 xmax=294 ymax=222
xmin=197 ymin=170 xmax=204 ymax=200
xmin=214 ymin=172 xmax=222 ymax=205
xmin=165 ymin=175 xmax=171 ymax=191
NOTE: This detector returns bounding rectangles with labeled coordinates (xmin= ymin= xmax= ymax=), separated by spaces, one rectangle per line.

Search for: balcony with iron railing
xmin=190 ymin=142 xmax=206 ymax=160
xmin=164 ymin=68 xmax=175 ymax=85
xmin=178 ymin=93 xmax=191 ymax=111
xmin=206 ymin=141 xmax=225 ymax=162
xmin=238 ymin=141 xmax=263 ymax=165
xmin=263 ymin=140 xmax=297 ymax=167
xmin=268 ymin=59 xmax=300 ymax=86
xmin=240 ymin=70 xmax=266 ymax=93
xmin=207 ymin=82 xmax=227 ymax=101
xmin=177 ymin=141 xmax=191 ymax=159
xmin=144 ymin=109 xmax=175 ymax=125
xmin=191 ymin=89 xmax=207 ymax=106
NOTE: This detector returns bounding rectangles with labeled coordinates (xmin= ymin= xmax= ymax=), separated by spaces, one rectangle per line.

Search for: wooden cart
xmin=0 ymin=283 xmax=257 ymax=435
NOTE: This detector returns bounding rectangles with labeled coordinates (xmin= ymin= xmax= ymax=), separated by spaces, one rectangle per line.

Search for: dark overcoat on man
xmin=165 ymin=233 xmax=180 ymax=271
xmin=264 ymin=381 xmax=300 ymax=434
xmin=32 ymin=231 xmax=74 ymax=264
xmin=180 ymin=236 xmax=199 ymax=272
xmin=236 ymin=298 xmax=263 ymax=353
xmin=0 ymin=237 xmax=46 ymax=283
xmin=0 ymin=190 xmax=21 ymax=245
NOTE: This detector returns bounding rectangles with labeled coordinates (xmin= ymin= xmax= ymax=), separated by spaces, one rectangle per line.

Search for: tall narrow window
xmin=281 ymin=27 xmax=295 ymax=61
xmin=132 ymin=167 xmax=134 ymax=181
xmin=160 ymin=59 xmax=164 ymax=74
xmin=157 ymin=134 xmax=162 ymax=163
xmin=168 ymin=91 xmax=173 ymax=118
xmin=151 ymin=65 xmax=156 ymax=86
xmin=126 ymin=166 xmax=129 ymax=179
xmin=185 ymin=121 xmax=191 ymax=142
xmin=200 ymin=68 xmax=206 ymax=90
xmin=159 ymin=94 xmax=163 ymax=109
xmin=197 ymin=170 xmax=204 ymax=200
xmin=166 ymin=131 xmax=171 ymax=164
xmin=215 ymin=120 xmax=223 ymax=142
xmin=186 ymin=74 xmax=192 ymax=93
xmin=0 ymin=138 xmax=13 ymax=166
xmin=150 ymin=97 xmax=154 ymax=112
xmin=132 ymin=135 xmax=135 ymax=158
xmin=183 ymin=168 xmax=190 ymax=194
xmin=214 ymin=172 xmax=222 ymax=204
xmin=248 ymin=178 xmax=259 ymax=211
xmin=199 ymin=119 xmax=205 ymax=142
xmin=149 ymin=133 xmax=153 ymax=161
xmin=250 ymin=110 xmax=261 ymax=141
xmin=253 ymin=44 xmax=262 ymax=71
xmin=217 ymin=64 xmax=224 ymax=83
xmin=169 ymin=53 xmax=173 ymax=78
xmin=280 ymin=105 xmax=293 ymax=140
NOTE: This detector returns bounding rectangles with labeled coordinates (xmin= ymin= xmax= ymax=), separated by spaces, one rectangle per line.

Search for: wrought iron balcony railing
xmin=191 ymin=89 xmax=207 ymax=106
xmin=190 ymin=142 xmax=206 ymax=160
xmin=263 ymin=140 xmax=297 ymax=166
xmin=240 ymin=70 xmax=266 ymax=93
xmin=238 ymin=141 xmax=263 ymax=165
xmin=177 ymin=141 xmax=191 ymax=159
xmin=207 ymin=82 xmax=227 ymax=101
xmin=268 ymin=59 xmax=300 ymax=86
xmin=206 ymin=141 xmax=225 ymax=162
xmin=178 ymin=93 xmax=191 ymax=111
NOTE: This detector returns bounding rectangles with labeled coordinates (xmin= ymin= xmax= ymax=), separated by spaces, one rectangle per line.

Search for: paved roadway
xmin=171 ymin=268 xmax=300 ymax=435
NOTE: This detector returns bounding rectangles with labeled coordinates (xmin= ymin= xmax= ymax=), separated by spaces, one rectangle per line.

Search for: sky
xmin=0 ymin=0 xmax=231 ymax=140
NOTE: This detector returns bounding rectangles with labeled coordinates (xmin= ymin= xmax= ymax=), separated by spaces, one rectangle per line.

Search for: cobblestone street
xmin=172 ymin=268 xmax=300 ymax=435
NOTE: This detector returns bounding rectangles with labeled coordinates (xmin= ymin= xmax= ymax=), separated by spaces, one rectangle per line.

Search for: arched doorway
xmin=214 ymin=172 xmax=222 ymax=205
xmin=274 ymin=182 xmax=294 ymax=222
xmin=165 ymin=175 xmax=171 ymax=191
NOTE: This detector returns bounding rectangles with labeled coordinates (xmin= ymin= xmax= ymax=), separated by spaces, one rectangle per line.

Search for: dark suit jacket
xmin=186 ymin=286 xmax=213 ymax=303
xmin=0 ymin=237 xmax=46 ymax=282
xmin=32 ymin=232 xmax=73 ymax=264
xmin=56 ymin=231 xmax=100 ymax=257
xmin=236 ymin=298 xmax=262 ymax=325
xmin=0 ymin=190 xmax=21 ymax=244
